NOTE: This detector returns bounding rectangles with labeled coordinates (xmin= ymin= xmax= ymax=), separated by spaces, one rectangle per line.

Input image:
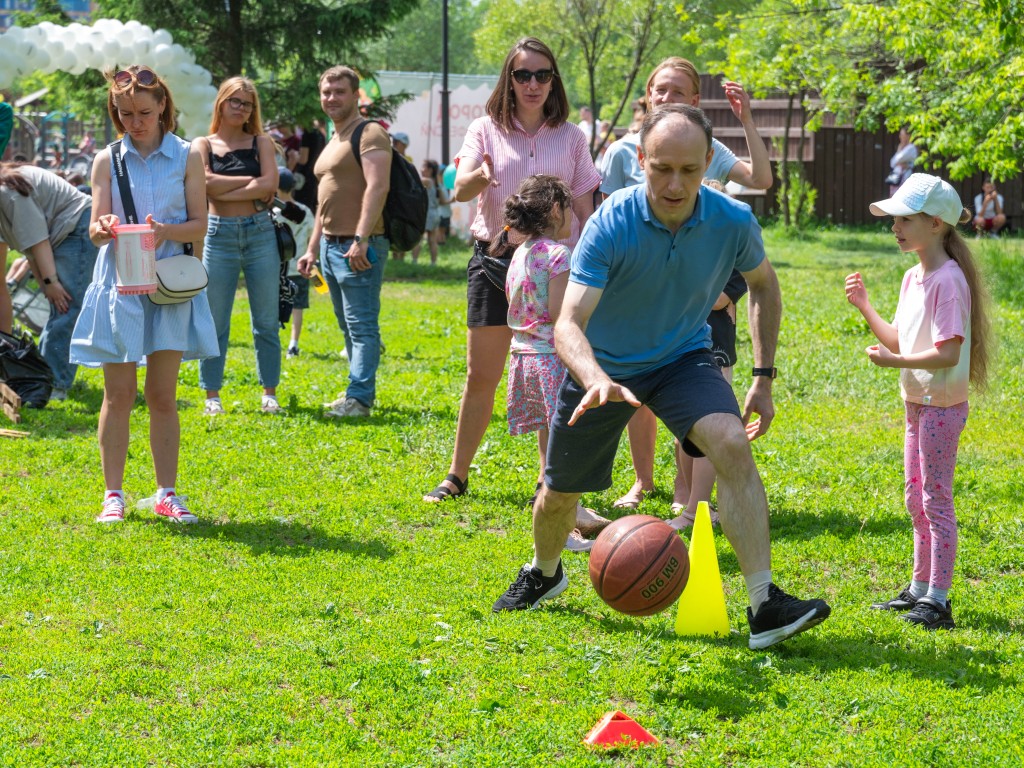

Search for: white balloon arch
xmin=0 ymin=19 xmax=216 ymax=138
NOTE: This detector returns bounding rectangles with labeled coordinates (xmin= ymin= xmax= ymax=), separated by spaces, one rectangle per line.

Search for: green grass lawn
xmin=2 ymin=228 xmax=1023 ymax=766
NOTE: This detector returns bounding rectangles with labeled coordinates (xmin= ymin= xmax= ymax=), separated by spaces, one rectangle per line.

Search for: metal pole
xmin=441 ymin=0 xmax=450 ymax=165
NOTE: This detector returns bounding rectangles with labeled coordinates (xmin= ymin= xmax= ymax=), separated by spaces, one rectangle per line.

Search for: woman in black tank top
xmin=196 ymin=76 xmax=285 ymax=415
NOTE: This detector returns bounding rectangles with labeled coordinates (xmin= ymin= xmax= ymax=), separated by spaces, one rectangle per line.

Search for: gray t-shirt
xmin=0 ymin=166 xmax=89 ymax=253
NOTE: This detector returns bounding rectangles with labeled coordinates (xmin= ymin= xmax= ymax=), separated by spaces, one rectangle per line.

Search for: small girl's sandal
xmin=423 ymin=473 xmax=468 ymax=503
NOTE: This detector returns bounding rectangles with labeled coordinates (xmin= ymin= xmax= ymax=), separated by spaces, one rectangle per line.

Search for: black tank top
xmin=209 ymin=136 xmax=261 ymax=176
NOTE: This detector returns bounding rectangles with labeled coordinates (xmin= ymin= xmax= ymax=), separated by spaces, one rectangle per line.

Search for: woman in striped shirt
xmin=423 ymin=37 xmax=602 ymax=505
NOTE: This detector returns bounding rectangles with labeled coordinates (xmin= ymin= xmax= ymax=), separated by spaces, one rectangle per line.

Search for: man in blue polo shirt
xmin=493 ymin=104 xmax=831 ymax=650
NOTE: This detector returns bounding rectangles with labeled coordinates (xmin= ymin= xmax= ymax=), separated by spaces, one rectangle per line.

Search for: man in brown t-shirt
xmin=298 ymin=66 xmax=391 ymax=418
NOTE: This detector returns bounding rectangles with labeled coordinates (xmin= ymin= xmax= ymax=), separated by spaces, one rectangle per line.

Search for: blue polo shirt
xmin=571 ymin=183 xmax=765 ymax=378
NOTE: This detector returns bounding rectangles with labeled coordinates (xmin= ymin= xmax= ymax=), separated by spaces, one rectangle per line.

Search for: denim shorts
xmin=544 ymin=348 xmax=741 ymax=493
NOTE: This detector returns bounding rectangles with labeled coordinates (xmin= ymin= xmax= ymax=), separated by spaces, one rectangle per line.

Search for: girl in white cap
xmin=844 ymin=173 xmax=991 ymax=630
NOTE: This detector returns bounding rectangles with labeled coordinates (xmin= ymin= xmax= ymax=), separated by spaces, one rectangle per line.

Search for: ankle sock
xmin=157 ymin=487 xmax=175 ymax=501
xmin=532 ymin=555 xmax=560 ymax=578
xmin=105 ymin=489 xmax=124 ymax=501
xmin=909 ymin=580 xmax=929 ymax=599
xmin=745 ymin=570 xmax=773 ymax=614
xmin=925 ymin=586 xmax=949 ymax=606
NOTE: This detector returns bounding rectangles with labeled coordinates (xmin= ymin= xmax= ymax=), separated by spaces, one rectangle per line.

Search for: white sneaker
xmin=286 ymin=345 xmax=299 ymax=358
xmin=325 ymin=397 xmax=371 ymax=418
xmin=323 ymin=393 xmax=347 ymax=410
xmin=203 ymin=398 xmax=225 ymax=415
xmin=261 ymin=395 xmax=284 ymax=414
xmin=564 ymin=528 xmax=594 ymax=553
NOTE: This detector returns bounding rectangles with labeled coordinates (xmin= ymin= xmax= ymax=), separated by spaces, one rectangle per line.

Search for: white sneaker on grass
xmin=203 ymin=398 xmax=225 ymax=416
xmin=325 ymin=397 xmax=370 ymax=418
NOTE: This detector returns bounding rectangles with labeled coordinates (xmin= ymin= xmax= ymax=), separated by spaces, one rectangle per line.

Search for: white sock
xmin=745 ymin=570 xmax=773 ymax=613
xmin=909 ymin=580 xmax=929 ymax=599
xmin=925 ymin=586 xmax=949 ymax=606
xmin=105 ymin=489 xmax=124 ymax=500
xmin=158 ymin=487 xmax=175 ymax=501
xmin=531 ymin=555 xmax=561 ymax=578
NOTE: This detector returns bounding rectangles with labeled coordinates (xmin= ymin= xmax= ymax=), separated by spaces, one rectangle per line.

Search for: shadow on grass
xmin=646 ymin=618 xmax=1017 ymax=723
xmin=163 ymin=518 xmax=395 ymax=559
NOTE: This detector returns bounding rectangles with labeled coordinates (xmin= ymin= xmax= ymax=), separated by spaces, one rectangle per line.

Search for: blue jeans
xmin=198 ymin=212 xmax=281 ymax=391
xmin=42 ymin=208 xmax=97 ymax=389
xmin=320 ymin=235 xmax=389 ymax=407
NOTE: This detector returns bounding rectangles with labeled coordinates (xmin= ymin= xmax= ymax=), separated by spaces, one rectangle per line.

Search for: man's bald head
xmin=639 ymin=104 xmax=713 ymax=155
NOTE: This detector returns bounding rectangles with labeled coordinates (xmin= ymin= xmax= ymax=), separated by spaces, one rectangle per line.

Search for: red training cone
xmin=583 ymin=710 xmax=660 ymax=748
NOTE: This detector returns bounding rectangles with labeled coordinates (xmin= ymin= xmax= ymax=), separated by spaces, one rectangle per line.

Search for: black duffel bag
xmin=0 ymin=329 xmax=54 ymax=408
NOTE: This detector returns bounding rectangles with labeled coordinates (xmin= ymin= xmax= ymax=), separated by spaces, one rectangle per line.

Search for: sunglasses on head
xmin=113 ymin=67 xmax=159 ymax=89
xmin=511 ymin=68 xmax=555 ymax=85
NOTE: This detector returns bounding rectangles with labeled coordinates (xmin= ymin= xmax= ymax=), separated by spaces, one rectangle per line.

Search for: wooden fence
xmin=698 ymin=75 xmax=1023 ymax=228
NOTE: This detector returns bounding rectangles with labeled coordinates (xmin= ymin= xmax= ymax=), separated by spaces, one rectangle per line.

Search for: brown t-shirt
xmin=314 ymin=120 xmax=391 ymax=237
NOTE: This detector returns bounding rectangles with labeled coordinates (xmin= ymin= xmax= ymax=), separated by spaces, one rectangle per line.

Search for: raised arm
xmin=722 ymin=82 xmax=773 ymax=191
xmin=845 ymin=271 xmax=899 ymax=352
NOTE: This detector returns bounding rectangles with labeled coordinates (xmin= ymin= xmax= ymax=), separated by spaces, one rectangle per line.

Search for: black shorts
xmin=707 ymin=308 xmax=738 ymax=368
xmin=466 ymin=239 xmax=509 ymax=327
xmin=544 ymin=348 xmax=742 ymax=493
xmin=290 ymin=275 xmax=310 ymax=310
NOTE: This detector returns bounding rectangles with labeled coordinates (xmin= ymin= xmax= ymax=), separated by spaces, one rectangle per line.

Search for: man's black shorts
xmin=544 ymin=348 xmax=741 ymax=493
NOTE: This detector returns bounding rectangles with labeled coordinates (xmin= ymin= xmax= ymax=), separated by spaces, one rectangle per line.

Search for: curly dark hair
xmin=488 ymin=174 xmax=572 ymax=258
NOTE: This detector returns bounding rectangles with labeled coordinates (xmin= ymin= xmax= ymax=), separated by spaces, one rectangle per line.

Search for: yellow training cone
xmin=674 ymin=501 xmax=730 ymax=637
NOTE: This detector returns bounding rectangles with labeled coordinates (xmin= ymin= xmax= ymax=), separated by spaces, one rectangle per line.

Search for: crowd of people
xmin=0 ymin=38 xmax=997 ymax=647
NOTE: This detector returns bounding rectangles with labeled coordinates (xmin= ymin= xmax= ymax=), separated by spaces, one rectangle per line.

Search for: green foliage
xmin=96 ymin=0 xmax=422 ymax=126
xmin=360 ymin=0 xmax=491 ymax=75
xmin=706 ymin=0 xmax=1024 ymax=181
xmin=2 ymin=231 xmax=1023 ymax=763
xmin=777 ymin=159 xmax=818 ymax=229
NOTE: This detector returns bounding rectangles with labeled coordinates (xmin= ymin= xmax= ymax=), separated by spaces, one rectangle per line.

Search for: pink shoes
xmin=95 ymin=493 xmax=126 ymax=523
xmin=154 ymin=494 xmax=198 ymax=524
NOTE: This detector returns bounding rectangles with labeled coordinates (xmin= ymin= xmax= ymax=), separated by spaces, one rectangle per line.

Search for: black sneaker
xmin=747 ymin=583 xmax=831 ymax=649
xmin=870 ymin=585 xmax=919 ymax=611
xmin=902 ymin=596 xmax=955 ymax=630
xmin=492 ymin=562 xmax=568 ymax=612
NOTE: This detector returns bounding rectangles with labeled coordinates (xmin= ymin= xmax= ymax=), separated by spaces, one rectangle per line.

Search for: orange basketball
xmin=589 ymin=515 xmax=689 ymax=616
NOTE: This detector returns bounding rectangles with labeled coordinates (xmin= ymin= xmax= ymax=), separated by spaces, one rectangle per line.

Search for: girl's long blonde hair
xmin=209 ymin=77 xmax=265 ymax=136
xmin=945 ymin=211 xmax=991 ymax=392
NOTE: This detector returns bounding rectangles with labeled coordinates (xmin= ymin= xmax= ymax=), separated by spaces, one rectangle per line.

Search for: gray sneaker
xmin=564 ymin=528 xmax=594 ymax=553
xmin=325 ymin=397 xmax=371 ymax=418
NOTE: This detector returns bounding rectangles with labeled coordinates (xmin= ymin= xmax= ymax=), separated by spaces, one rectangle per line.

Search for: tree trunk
xmin=782 ymin=91 xmax=794 ymax=227
xmin=794 ymin=90 xmax=809 ymax=227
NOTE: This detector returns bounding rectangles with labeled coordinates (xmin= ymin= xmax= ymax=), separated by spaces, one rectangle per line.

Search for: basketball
xmin=589 ymin=515 xmax=689 ymax=616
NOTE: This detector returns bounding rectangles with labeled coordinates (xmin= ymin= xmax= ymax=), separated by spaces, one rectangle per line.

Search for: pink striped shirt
xmin=457 ymin=116 xmax=601 ymax=246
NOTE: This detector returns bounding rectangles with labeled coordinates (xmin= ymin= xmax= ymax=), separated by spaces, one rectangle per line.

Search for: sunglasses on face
xmin=113 ymin=67 xmax=159 ymax=89
xmin=511 ymin=68 xmax=555 ymax=85
xmin=226 ymin=96 xmax=255 ymax=112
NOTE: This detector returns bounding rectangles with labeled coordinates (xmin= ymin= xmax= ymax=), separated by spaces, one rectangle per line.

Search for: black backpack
xmin=350 ymin=121 xmax=428 ymax=252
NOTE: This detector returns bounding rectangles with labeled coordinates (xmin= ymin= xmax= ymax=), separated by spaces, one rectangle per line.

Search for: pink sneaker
xmin=95 ymin=493 xmax=125 ymax=523
xmin=154 ymin=494 xmax=198 ymax=524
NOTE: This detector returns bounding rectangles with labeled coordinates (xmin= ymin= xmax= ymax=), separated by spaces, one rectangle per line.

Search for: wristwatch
xmin=752 ymin=367 xmax=777 ymax=379
xmin=352 ymin=234 xmax=363 ymax=245
xmin=43 ymin=275 xmax=57 ymax=285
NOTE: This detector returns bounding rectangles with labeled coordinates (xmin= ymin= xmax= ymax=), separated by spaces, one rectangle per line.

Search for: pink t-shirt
xmin=457 ymin=116 xmax=601 ymax=246
xmin=894 ymin=258 xmax=971 ymax=407
xmin=506 ymin=238 xmax=571 ymax=354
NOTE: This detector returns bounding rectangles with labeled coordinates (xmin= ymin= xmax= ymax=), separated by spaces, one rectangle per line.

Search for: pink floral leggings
xmin=904 ymin=400 xmax=969 ymax=590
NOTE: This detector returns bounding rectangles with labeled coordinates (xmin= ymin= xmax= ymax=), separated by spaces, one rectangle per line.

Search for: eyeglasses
xmin=511 ymin=69 xmax=556 ymax=85
xmin=113 ymin=67 xmax=159 ymax=89
xmin=226 ymin=96 xmax=255 ymax=112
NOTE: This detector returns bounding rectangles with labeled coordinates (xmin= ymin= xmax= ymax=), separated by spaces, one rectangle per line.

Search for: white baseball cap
xmin=391 ymin=131 xmax=410 ymax=145
xmin=870 ymin=173 xmax=964 ymax=226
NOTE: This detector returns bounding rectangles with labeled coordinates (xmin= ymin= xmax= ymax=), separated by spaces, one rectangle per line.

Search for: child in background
xmin=272 ymin=167 xmax=314 ymax=358
xmin=845 ymin=173 xmax=990 ymax=630
xmin=496 ymin=174 xmax=601 ymax=552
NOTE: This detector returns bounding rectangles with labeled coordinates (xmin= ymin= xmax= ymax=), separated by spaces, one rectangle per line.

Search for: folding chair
xmin=7 ymin=275 xmax=50 ymax=336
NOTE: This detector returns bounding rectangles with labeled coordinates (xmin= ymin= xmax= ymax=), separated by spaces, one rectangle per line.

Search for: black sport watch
xmin=752 ymin=367 xmax=777 ymax=379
